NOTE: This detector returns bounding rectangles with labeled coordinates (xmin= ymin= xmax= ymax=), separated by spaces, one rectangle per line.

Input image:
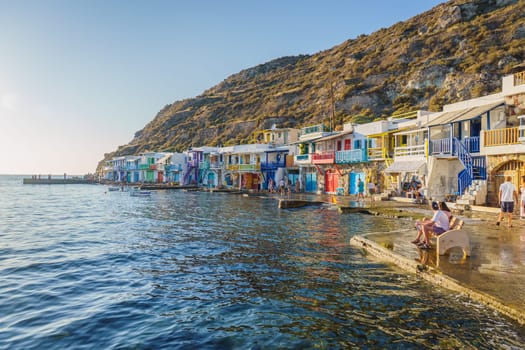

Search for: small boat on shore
xmin=108 ymin=186 xmax=120 ymax=192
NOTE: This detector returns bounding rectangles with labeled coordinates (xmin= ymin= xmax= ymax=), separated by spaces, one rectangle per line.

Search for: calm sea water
xmin=0 ymin=175 xmax=524 ymax=349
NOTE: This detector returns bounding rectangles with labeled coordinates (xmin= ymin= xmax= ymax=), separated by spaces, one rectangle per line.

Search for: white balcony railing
xmin=394 ymin=144 xmax=426 ymax=157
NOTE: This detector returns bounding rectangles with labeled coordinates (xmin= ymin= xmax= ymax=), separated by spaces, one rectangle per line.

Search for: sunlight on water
xmin=0 ymin=175 xmax=524 ymax=349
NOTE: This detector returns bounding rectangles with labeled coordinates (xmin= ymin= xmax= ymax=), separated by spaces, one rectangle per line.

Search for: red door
xmin=325 ymin=170 xmax=340 ymax=193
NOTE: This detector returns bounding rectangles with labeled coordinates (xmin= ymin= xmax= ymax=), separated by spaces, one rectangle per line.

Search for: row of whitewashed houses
xmin=101 ymin=69 xmax=525 ymax=206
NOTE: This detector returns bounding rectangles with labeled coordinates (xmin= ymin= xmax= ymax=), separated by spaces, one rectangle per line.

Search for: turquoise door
xmin=349 ymin=172 xmax=365 ymax=195
xmin=305 ymin=172 xmax=317 ymax=192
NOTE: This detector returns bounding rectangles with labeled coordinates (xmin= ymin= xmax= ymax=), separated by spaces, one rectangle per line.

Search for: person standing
xmin=497 ymin=176 xmax=518 ymax=228
xmin=357 ymin=177 xmax=365 ymax=202
xmin=520 ymin=177 xmax=525 ymax=219
xmin=367 ymin=181 xmax=376 ymax=201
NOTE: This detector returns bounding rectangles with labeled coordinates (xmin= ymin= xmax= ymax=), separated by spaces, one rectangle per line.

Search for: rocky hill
xmin=100 ymin=0 xmax=524 ymax=168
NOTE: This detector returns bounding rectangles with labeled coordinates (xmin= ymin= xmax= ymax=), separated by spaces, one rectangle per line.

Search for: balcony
xmin=367 ymin=147 xmax=386 ymax=161
xmin=261 ymin=160 xmax=286 ymax=171
xmin=209 ymin=161 xmax=223 ymax=169
xmin=394 ymin=144 xmax=426 ymax=158
xmin=239 ymin=164 xmax=260 ymax=171
xmin=199 ymin=160 xmax=210 ymax=170
xmin=165 ymin=164 xmax=182 ymax=172
xmin=301 ymin=124 xmax=325 ymax=135
xmin=312 ymin=151 xmax=335 ymax=164
xmin=463 ymin=137 xmax=480 ymax=153
xmin=484 ymin=127 xmax=519 ymax=147
xmin=139 ymin=164 xmax=150 ymax=170
xmin=227 ymin=164 xmax=260 ymax=171
xmin=430 ymin=139 xmax=452 ymax=155
xmin=187 ymin=159 xmax=199 ymax=167
xmin=515 ymin=71 xmax=525 ymax=86
xmin=294 ymin=154 xmax=312 ymax=165
xmin=335 ymin=149 xmax=366 ymax=163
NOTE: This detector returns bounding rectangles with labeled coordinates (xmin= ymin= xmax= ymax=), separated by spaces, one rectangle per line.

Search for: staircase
xmin=460 ymin=179 xmax=488 ymax=205
xmin=383 ymin=156 xmax=398 ymax=195
xmin=455 ymin=138 xmax=473 ymax=196
xmin=455 ymin=137 xmax=487 ymax=204
xmin=183 ymin=160 xmax=199 ymax=185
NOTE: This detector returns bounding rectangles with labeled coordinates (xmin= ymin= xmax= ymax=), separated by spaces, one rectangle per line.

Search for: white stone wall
xmin=427 ymin=157 xmax=464 ymax=201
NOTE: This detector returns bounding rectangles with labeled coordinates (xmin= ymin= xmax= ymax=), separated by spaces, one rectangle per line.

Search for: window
xmin=344 ymin=139 xmax=351 ymax=150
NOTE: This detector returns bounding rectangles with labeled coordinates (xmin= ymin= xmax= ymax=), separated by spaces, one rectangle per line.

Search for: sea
xmin=0 ymin=174 xmax=524 ymax=349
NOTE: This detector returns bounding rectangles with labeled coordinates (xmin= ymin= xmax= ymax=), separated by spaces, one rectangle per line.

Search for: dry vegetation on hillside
xmin=101 ymin=0 xmax=525 ymax=167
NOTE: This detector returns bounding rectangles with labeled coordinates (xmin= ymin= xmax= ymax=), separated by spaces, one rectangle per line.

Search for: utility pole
xmin=329 ymin=77 xmax=335 ymax=132
xmin=328 ymin=67 xmax=335 ymax=132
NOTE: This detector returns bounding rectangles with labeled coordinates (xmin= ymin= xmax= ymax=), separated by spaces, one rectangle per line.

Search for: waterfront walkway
xmin=344 ymin=199 xmax=525 ymax=326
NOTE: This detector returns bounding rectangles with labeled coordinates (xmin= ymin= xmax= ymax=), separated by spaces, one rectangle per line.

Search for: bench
xmin=435 ymin=217 xmax=471 ymax=257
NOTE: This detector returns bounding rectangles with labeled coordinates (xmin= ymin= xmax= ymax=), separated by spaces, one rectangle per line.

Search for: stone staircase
xmin=459 ymin=179 xmax=487 ymax=206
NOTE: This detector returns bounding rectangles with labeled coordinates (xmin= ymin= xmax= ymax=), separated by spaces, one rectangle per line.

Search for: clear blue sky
xmin=0 ymin=0 xmax=444 ymax=175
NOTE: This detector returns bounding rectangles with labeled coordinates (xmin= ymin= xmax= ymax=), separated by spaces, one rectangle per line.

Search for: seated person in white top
xmin=414 ymin=201 xmax=450 ymax=249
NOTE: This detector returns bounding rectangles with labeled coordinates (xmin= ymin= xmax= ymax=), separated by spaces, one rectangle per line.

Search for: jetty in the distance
xmin=23 ymin=177 xmax=95 ymax=185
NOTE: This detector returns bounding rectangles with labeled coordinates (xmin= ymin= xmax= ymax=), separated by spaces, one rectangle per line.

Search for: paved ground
xmin=345 ymin=197 xmax=525 ymax=325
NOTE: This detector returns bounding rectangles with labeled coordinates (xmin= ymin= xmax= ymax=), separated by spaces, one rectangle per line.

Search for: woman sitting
xmin=412 ymin=201 xmax=451 ymax=249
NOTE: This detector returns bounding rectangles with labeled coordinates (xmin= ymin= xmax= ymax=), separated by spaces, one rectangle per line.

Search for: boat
xmin=130 ymin=187 xmax=151 ymax=197
xmin=108 ymin=186 xmax=120 ymax=192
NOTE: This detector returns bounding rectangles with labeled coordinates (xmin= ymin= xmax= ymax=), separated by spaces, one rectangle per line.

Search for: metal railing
xmin=261 ymin=160 xmax=286 ymax=170
xmin=335 ymin=149 xmax=366 ymax=163
xmin=463 ymin=136 xmax=480 ymax=153
xmin=312 ymin=151 xmax=335 ymax=164
xmin=455 ymin=137 xmax=473 ymax=196
xmin=430 ymin=139 xmax=452 ymax=155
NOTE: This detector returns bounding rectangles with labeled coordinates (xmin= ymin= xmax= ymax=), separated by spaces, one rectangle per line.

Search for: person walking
xmin=497 ymin=176 xmax=518 ymax=228
xmin=520 ymin=176 xmax=525 ymax=219
xmin=357 ymin=177 xmax=365 ymax=202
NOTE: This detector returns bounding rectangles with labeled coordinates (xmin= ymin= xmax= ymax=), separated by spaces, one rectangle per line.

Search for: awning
xmin=384 ymin=159 xmax=426 ymax=173
xmin=393 ymin=127 xmax=427 ymax=136
xmin=315 ymin=130 xmax=353 ymax=142
xmin=423 ymin=102 xmax=503 ymax=127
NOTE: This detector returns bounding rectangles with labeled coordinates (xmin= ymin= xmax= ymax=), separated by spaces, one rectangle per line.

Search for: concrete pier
xmin=349 ymin=203 xmax=525 ymax=326
xmin=23 ymin=178 xmax=94 ymax=185
xmin=278 ymin=199 xmax=324 ymax=209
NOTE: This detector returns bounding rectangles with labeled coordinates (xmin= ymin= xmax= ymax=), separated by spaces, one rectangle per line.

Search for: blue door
xmin=349 ymin=172 xmax=365 ymax=195
xmin=208 ymin=172 xmax=215 ymax=187
xmin=264 ymin=171 xmax=275 ymax=190
xmin=305 ymin=172 xmax=317 ymax=192
xmin=287 ymin=173 xmax=299 ymax=188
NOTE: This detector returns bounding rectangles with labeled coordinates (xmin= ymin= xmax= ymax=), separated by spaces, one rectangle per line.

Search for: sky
xmin=0 ymin=0 xmax=445 ymax=175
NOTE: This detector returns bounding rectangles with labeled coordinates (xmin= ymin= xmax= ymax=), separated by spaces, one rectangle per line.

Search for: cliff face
xmin=100 ymin=0 xmax=524 ymax=167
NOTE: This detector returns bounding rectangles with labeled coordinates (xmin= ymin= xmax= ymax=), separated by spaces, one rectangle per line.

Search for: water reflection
xmin=1 ymin=178 xmax=524 ymax=349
